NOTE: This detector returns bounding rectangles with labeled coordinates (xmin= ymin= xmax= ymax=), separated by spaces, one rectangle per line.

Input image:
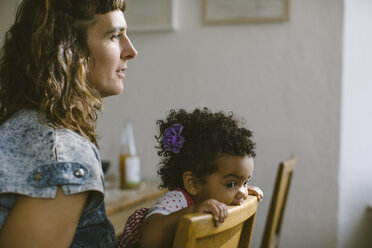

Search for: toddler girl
xmin=116 ymin=108 xmax=263 ymax=248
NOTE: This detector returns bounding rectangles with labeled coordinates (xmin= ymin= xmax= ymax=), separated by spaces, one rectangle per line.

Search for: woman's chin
xmin=99 ymin=86 xmax=124 ymax=98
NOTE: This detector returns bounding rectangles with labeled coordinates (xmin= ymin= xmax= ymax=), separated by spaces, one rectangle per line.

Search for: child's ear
xmin=182 ymin=171 xmax=200 ymax=196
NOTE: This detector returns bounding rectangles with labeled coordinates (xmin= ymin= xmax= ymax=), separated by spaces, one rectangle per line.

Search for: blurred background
xmin=1 ymin=0 xmax=371 ymax=247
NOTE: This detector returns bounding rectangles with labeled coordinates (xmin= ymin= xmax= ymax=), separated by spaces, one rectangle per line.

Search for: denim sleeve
xmin=0 ymin=110 xmax=104 ymax=213
xmin=0 ymin=110 xmax=114 ymax=243
xmin=54 ymin=128 xmax=105 ymax=212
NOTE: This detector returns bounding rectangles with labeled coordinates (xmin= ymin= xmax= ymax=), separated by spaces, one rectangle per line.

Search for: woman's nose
xmin=121 ymin=37 xmax=137 ymax=60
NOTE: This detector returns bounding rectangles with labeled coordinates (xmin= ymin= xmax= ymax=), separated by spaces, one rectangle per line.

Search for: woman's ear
xmin=182 ymin=171 xmax=200 ymax=196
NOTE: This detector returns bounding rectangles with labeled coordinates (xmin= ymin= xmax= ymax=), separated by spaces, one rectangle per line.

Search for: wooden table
xmin=105 ymin=181 xmax=167 ymax=236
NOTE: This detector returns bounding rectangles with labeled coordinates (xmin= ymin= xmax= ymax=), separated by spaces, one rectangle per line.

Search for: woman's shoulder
xmin=0 ymin=109 xmax=100 ymax=168
xmin=0 ymin=109 xmax=55 ymax=166
xmin=0 ymin=109 xmax=99 ymax=157
xmin=0 ymin=109 xmax=104 ymax=199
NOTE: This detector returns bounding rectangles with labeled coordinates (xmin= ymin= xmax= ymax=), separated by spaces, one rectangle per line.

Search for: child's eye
xmin=243 ymin=179 xmax=251 ymax=187
xmin=225 ymin=181 xmax=237 ymax=189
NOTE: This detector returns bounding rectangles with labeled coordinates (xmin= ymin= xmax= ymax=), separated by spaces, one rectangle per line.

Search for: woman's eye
xmin=110 ymin=34 xmax=121 ymax=40
xmin=226 ymin=181 xmax=236 ymax=189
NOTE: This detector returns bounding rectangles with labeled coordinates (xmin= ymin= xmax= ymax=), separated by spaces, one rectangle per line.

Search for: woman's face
xmin=86 ymin=10 xmax=137 ymax=97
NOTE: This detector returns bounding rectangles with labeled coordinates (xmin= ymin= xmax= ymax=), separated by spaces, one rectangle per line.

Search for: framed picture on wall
xmin=203 ymin=0 xmax=290 ymax=24
xmin=125 ymin=0 xmax=177 ymax=33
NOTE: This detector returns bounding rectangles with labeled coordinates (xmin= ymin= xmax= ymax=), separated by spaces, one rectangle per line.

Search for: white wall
xmin=340 ymin=0 xmax=372 ymax=247
xmin=0 ymin=0 xmax=18 ymax=44
xmin=97 ymin=1 xmax=343 ymax=247
xmin=0 ymin=0 xmax=345 ymax=247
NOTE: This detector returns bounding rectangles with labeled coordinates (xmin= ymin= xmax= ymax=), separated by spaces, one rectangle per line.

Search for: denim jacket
xmin=0 ymin=110 xmax=115 ymax=247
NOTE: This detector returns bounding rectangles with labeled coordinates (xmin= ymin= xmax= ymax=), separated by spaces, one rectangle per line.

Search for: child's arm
xmin=248 ymin=186 xmax=264 ymax=201
xmin=140 ymin=199 xmax=227 ymax=248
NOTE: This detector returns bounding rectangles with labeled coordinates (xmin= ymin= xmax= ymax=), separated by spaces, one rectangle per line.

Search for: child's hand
xmin=248 ymin=186 xmax=264 ymax=201
xmin=194 ymin=199 xmax=228 ymax=226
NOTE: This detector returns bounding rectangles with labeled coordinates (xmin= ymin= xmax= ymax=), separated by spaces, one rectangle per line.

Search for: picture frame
xmin=125 ymin=0 xmax=177 ymax=33
xmin=203 ymin=0 xmax=290 ymax=24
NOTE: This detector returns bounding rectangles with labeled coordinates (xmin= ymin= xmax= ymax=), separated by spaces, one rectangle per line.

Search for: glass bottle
xmin=119 ymin=121 xmax=141 ymax=189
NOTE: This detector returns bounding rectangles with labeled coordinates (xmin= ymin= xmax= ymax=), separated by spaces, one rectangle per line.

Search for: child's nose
xmin=236 ymin=185 xmax=248 ymax=200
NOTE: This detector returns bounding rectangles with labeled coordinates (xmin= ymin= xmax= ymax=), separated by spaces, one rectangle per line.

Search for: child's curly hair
xmin=155 ymin=108 xmax=256 ymax=190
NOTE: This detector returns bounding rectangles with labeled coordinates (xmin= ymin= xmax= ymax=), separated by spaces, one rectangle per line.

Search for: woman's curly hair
xmin=155 ymin=108 xmax=256 ymax=190
xmin=0 ymin=0 xmax=127 ymax=146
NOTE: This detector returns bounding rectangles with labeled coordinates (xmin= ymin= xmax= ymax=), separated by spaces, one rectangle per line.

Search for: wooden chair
xmin=173 ymin=195 xmax=258 ymax=248
xmin=261 ymin=156 xmax=297 ymax=248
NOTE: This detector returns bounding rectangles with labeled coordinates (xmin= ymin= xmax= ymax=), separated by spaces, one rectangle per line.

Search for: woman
xmin=0 ymin=0 xmax=137 ymax=247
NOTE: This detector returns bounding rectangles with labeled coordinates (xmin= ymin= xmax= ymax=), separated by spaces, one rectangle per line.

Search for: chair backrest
xmin=261 ymin=155 xmax=297 ymax=248
xmin=173 ymin=195 xmax=258 ymax=248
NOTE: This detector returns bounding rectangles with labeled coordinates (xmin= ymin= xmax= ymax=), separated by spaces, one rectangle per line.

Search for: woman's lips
xmin=116 ymin=68 xmax=126 ymax=79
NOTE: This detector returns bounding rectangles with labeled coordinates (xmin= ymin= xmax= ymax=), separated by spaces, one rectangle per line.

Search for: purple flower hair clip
xmin=162 ymin=123 xmax=186 ymax=153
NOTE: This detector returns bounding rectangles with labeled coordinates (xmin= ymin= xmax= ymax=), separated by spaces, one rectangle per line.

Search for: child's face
xmin=195 ymin=155 xmax=254 ymax=205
